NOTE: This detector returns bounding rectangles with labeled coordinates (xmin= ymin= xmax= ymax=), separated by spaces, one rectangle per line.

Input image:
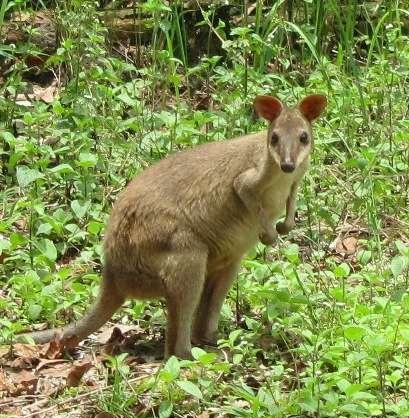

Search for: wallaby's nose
xmin=280 ymin=162 xmax=295 ymax=173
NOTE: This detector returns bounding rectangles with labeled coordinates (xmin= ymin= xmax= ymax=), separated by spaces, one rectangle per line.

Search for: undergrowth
xmin=0 ymin=0 xmax=409 ymax=417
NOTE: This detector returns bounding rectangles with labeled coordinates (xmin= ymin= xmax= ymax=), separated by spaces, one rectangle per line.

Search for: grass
xmin=0 ymin=0 xmax=409 ymax=416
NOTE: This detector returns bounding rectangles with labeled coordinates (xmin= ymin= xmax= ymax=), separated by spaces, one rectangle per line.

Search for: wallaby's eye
xmin=300 ymin=131 xmax=309 ymax=144
xmin=270 ymin=132 xmax=279 ymax=145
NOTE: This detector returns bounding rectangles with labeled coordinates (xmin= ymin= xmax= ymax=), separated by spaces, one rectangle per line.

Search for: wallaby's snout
xmin=254 ymin=94 xmax=327 ymax=173
xmin=280 ymin=161 xmax=295 ymax=173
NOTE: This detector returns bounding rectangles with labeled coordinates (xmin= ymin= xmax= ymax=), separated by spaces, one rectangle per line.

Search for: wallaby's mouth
xmin=280 ymin=162 xmax=295 ymax=173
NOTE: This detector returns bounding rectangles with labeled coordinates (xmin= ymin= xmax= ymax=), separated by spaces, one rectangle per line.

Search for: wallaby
xmin=18 ymin=94 xmax=326 ymax=359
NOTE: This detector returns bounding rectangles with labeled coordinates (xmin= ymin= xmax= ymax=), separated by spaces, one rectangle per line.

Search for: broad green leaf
xmin=0 ymin=238 xmax=10 ymax=254
xmin=176 ymin=380 xmax=203 ymax=399
xmin=192 ymin=347 xmax=216 ymax=364
xmin=50 ymin=163 xmax=75 ymax=174
xmin=27 ymin=303 xmax=42 ymax=320
xmin=36 ymin=223 xmax=52 ymax=236
xmin=162 ymin=355 xmax=180 ymax=381
xmin=87 ymin=221 xmax=104 ymax=235
xmin=396 ymin=240 xmax=409 ymax=257
xmin=391 ymin=255 xmax=408 ymax=278
xmin=283 ymin=243 xmax=299 ymax=263
xmin=117 ymin=92 xmax=137 ymax=106
xmin=16 ymin=166 xmax=44 ymax=188
xmin=71 ymin=200 xmax=91 ymax=219
xmin=36 ymin=239 xmax=57 ymax=261
xmin=334 ymin=263 xmax=350 ymax=278
xmin=77 ymin=152 xmax=97 ymax=168
xmin=344 ymin=326 xmax=365 ymax=341
xmin=158 ymin=400 xmax=173 ymax=418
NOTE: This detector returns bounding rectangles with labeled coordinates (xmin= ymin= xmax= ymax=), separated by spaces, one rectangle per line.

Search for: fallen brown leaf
xmin=9 ymin=356 xmax=39 ymax=369
xmin=0 ymin=346 xmax=10 ymax=359
xmin=40 ymin=335 xmax=64 ymax=359
xmin=95 ymin=324 xmax=136 ymax=344
xmin=0 ymin=368 xmax=12 ymax=391
xmin=33 ymin=83 xmax=57 ymax=103
xmin=66 ymin=361 xmax=93 ymax=388
xmin=12 ymin=343 xmax=40 ymax=358
xmin=10 ymin=369 xmax=38 ymax=395
xmin=336 ymin=236 xmax=358 ymax=256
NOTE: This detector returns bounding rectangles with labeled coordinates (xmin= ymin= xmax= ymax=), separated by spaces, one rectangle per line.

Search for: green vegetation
xmin=1 ymin=0 xmax=409 ymax=416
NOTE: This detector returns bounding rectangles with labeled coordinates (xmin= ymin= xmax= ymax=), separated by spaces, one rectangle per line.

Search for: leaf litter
xmin=0 ymin=324 xmax=160 ymax=417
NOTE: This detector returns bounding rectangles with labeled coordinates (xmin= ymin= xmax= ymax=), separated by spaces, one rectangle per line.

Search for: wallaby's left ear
xmin=298 ymin=94 xmax=327 ymax=122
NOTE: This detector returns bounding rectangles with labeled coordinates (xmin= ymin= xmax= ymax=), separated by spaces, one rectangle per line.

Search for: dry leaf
xmin=94 ymin=413 xmax=115 ymax=418
xmin=0 ymin=368 xmax=12 ymax=391
xmin=33 ymin=83 xmax=57 ymax=103
xmin=12 ymin=343 xmax=39 ymax=358
xmin=0 ymin=346 xmax=10 ymax=359
xmin=36 ymin=358 xmax=69 ymax=373
xmin=9 ymin=356 xmax=39 ymax=369
xmin=9 ymin=370 xmax=38 ymax=395
xmin=95 ymin=324 xmax=135 ymax=344
xmin=336 ymin=236 xmax=358 ymax=256
xmin=66 ymin=361 xmax=92 ymax=387
xmin=40 ymin=335 xmax=64 ymax=359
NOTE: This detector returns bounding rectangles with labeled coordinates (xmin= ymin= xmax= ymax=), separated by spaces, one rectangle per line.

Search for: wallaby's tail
xmin=17 ymin=274 xmax=125 ymax=345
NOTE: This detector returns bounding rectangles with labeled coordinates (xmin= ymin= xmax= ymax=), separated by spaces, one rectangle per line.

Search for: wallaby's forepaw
xmin=259 ymin=230 xmax=277 ymax=246
xmin=276 ymin=221 xmax=295 ymax=235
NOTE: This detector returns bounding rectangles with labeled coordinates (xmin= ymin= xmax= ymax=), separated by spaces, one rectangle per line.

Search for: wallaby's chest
xmin=261 ymin=174 xmax=296 ymax=218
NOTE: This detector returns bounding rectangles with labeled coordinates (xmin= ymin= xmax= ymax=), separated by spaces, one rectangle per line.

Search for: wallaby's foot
xmin=259 ymin=229 xmax=277 ymax=245
xmin=276 ymin=221 xmax=295 ymax=235
xmin=192 ymin=332 xmax=218 ymax=347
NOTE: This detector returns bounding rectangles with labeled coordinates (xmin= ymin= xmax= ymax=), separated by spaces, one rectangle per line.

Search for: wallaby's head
xmin=254 ymin=94 xmax=327 ymax=173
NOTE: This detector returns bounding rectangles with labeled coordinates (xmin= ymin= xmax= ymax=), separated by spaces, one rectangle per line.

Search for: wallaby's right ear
xmin=254 ymin=96 xmax=283 ymax=122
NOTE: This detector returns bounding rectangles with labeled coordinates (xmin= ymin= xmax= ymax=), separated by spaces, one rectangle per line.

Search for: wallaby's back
xmin=104 ymin=131 xmax=266 ymax=268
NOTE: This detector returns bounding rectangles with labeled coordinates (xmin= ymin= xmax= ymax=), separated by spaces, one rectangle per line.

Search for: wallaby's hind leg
xmin=17 ymin=271 xmax=125 ymax=345
xmin=163 ymin=248 xmax=208 ymax=359
xmin=192 ymin=260 xmax=240 ymax=346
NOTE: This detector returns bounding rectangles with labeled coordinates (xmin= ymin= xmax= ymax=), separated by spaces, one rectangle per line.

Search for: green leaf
xmin=159 ymin=400 xmax=173 ymax=418
xmin=334 ymin=263 xmax=350 ymax=278
xmin=365 ymin=334 xmax=389 ymax=353
xmin=391 ymin=256 xmax=408 ymax=278
xmin=27 ymin=303 xmax=42 ymax=320
xmin=162 ymin=355 xmax=180 ymax=381
xmin=283 ymin=243 xmax=299 ymax=263
xmin=0 ymin=238 xmax=10 ymax=254
xmin=50 ymin=163 xmax=75 ymax=174
xmin=16 ymin=166 xmax=44 ymax=188
xmin=344 ymin=326 xmax=365 ymax=341
xmin=36 ymin=223 xmax=52 ymax=236
xmin=396 ymin=240 xmax=409 ymax=257
xmin=117 ymin=92 xmax=137 ymax=106
xmin=191 ymin=347 xmax=216 ymax=364
xmin=36 ymin=239 xmax=57 ymax=261
xmin=71 ymin=200 xmax=91 ymax=219
xmin=77 ymin=152 xmax=97 ymax=168
xmin=176 ymin=380 xmax=203 ymax=399
xmin=87 ymin=221 xmax=104 ymax=235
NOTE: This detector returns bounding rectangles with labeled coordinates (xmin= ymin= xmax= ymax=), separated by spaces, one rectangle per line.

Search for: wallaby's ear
xmin=254 ymin=96 xmax=283 ymax=122
xmin=298 ymin=94 xmax=327 ymax=122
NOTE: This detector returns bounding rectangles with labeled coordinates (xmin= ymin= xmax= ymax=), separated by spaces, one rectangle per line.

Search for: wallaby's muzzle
xmin=280 ymin=162 xmax=295 ymax=173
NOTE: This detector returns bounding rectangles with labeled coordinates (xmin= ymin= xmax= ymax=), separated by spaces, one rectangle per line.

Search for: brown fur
xmin=17 ymin=94 xmax=326 ymax=359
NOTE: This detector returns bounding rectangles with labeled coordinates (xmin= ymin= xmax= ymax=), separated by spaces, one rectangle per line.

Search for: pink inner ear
xmin=299 ymin=94 xmax=327 ymax=121
xmin=254 ymin=96 xmax=283 ymax=122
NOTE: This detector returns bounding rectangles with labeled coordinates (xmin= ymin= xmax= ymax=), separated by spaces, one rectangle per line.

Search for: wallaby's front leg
xmin=234 ymin=169 xmax=277 ymax=245
xmin=276 ymin=181 xmax=299 ymax=235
